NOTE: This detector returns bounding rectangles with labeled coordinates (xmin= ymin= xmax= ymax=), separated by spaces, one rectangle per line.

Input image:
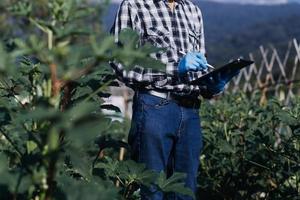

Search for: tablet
xmin=190 ymin=59 xmax=254 ymax=85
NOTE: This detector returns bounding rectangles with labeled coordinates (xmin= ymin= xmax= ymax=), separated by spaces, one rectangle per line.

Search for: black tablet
xmin=190 ymin=59 xmax=254 ymax=85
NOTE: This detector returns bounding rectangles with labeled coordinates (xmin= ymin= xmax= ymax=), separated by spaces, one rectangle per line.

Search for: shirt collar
xmin=154 ymin=0 xmax=186 ymax=5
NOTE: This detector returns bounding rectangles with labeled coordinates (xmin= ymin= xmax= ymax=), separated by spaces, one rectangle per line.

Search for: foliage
xmin=0 ymin=0 xmax=190 ymax=200
xmin=199 ymin=92 xmax=300 ymax=200
xmin=95 ymin=157 xmax=195 ymax=199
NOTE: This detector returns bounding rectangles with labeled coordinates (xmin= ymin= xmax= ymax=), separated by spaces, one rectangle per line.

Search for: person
xmin=110 ymin=0 xmax=239 ymax=199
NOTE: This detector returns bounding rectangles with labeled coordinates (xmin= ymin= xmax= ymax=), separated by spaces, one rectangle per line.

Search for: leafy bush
xmin=0 ymin=0 xmax=193 ymax=199
xmin=199 ymin=92 xmax=300 ymax=200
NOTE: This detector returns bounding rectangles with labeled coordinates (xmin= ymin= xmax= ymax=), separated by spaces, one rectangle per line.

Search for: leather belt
xmin=148 ymin=90 xmax=172 ymax=99
xmin=141 ymin=90 xmax=201 ymax=109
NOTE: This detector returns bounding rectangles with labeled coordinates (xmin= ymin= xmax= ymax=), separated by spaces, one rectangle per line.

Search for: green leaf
xmin=91 ymin=35 xmax=115 ymax=56
xmin=26 ymin=140 xmax=38 ymax=154
xmin=117 ymin=160 xmax=157 ymax=186
xmin=8 ymin=0 xmax=32 ymax=16
xmin=47 ymin=128 xmax=60 ymax=152
xmin=118 ymin=28 xmax=140 ymax=48
xmin=0 ymin=153 xmax=8 ymax=174
xmin=0 ymin=42 xmax=15 ymax=76
xmin=94 ymin=157 xmax=119 ymax=178
xmin=56 ymin=174 xmax=119 ymax=200
xmin=156 ymin=172 xmax=195 ymax=199
xmin=218 ymin=140 xmax=235 ymax=153
xmin=0 ymin=107 xmax=11 ymax=126
xmin=64 ymin=146 xmax=92 ymax=179
xmin=112 ymin=29 xmax=165 ymax=71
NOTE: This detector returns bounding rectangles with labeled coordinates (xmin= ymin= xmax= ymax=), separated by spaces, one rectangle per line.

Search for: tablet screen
xmin=190 ymin=59 xmax=254 ymax=85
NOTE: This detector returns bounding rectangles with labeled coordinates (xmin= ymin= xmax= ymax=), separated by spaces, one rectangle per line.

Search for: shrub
xmin=199 ymin=92 xmax=300 ymax=199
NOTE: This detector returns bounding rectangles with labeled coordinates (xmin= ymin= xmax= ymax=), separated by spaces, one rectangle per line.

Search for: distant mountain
xmin=201 ymin=0 xmax=289 ymax=5
xmin=108 ymin=0 xmax=300 ymax=5
xmin=103 ymin=1 xmax=300 ymax=64
xmin=289 ymin=0 xmax=300 ymax=3
xmin=195 ymin=1 xmax=300 ymax=64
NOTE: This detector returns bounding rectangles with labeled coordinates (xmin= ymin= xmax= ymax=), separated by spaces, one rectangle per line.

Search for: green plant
xmin=198 ymin=92 xmax=300 ymax=200
xmin=0 ymin=0 xmax=193 ymax=199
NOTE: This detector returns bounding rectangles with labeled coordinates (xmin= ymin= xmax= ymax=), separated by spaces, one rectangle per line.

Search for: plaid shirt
xmin=110 ymin=0 xmax=210 ymax=96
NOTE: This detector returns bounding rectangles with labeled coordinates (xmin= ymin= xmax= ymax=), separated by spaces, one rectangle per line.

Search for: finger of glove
xmin=189 ymin=55 xmax=208 ymax=71
xmin=194 ymin=53 xmax=208 ymax=64
xmin=198 ymin=60 xmax=208 ymax=71
xmin=194 ymin=53 xmax=209 ymax=71
xmin=186 ymin=61 xmax=198 ymax=71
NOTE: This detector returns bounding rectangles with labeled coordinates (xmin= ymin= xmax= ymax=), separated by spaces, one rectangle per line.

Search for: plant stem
xmin=48 ymin=29 xmax=53 ymax=50
xmin=245 ymin=159 xmax=270 ymax=170
xmin=45 ymin=155 xmax=57 ymax=200
xmin=83 ymin=79 xmax=113 ymax=103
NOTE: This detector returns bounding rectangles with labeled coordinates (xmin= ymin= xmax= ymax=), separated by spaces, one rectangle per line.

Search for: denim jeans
xmin=128 ymin=91 xmax=203 ymax=200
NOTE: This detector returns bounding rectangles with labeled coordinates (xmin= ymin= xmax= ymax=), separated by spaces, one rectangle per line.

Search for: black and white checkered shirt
xmin=110 ymin=0 xmax=210 ymax=96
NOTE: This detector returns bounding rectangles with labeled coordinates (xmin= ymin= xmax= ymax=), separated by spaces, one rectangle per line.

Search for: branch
xmin=49 ymin=63 xmax=62 ymax=97
xmin=49 ymin=58 xmax=101 ymax=98
xmin=82 ymin=79 xmax=113 ymax=103
xmin=62 ymin=58 xmax=101 ymax=87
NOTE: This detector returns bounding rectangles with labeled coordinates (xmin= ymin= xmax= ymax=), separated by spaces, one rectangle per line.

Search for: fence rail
xmin=227 ymin=38 xmax=300 ymax=104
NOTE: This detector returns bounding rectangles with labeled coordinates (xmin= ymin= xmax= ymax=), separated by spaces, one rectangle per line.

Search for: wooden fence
xmin=227 ymin=38 xmax=300 ymax=104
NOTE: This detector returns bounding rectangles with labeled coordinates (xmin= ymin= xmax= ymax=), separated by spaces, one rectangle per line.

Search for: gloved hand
xmin=206 ymin=77 xmax=226 ymax=95
xmin=205 ymin=68 xmax=241 ymax=95
xmin=178 ymin=52 xmax=208 ymax=75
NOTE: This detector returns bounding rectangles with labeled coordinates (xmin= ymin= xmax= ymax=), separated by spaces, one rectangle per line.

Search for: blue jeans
xmin=128 ymin=91 xmax=203 ymax=200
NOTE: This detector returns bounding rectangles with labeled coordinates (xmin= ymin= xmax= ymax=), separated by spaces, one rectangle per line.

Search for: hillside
xmin=103 ymin=1 xmax=300 ymax=65
xmin=198 ymin=1 xmax=300 ymax=64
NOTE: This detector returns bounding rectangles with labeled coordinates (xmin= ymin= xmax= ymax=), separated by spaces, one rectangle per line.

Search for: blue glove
xmin=178 ymin=52 xmax=208 ymax=75
xmin=206 ymin=69 xmax=241 ymax=95
xmin=206 ymin=77 xmax=226 ymax=94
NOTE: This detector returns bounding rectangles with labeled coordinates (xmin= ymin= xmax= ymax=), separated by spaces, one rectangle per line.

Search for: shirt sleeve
xmin=110 ymin=0 xmax=168 ymax=89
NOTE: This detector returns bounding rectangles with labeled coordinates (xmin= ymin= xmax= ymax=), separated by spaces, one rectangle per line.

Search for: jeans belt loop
xmin=166 ymin=91 xmax=171 ymax=100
